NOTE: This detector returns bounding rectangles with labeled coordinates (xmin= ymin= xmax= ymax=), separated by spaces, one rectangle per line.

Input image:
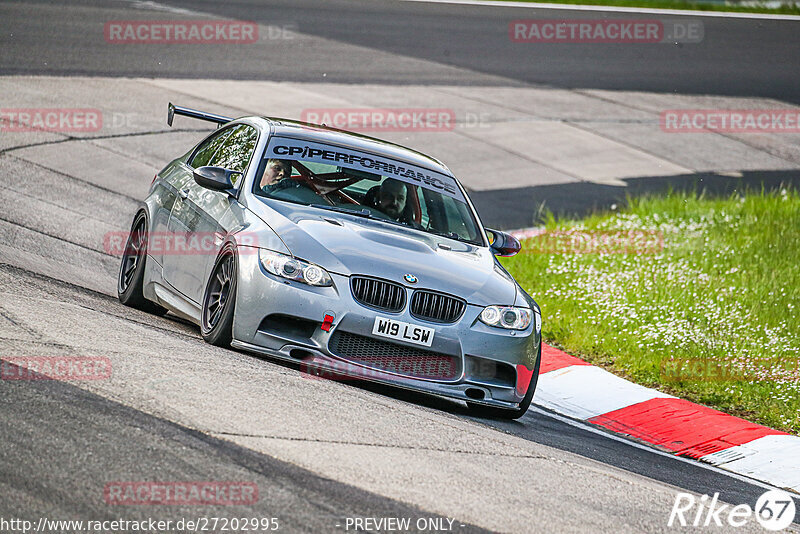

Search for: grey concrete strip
xmin=0 ymin=127 xmax=67 ymax=153
xmin=11 ymin=141 xmax=159 ymax=200
xmin=436 ymin=85 xmax=800 ymax=172
xmin=470 ymin=120 xmax=690 ymax=186
xmin=580 ymin=89 xmax=800 ymax=167
xmin=433 ymin=85 xmax=657 ymax=122
xmin=0 ymin=154 xmax=138 ymax=244
xmin=5 ymin=76 xmax=800 ymax=198
xmin=144 ymin=78 xmax=361 ymax=119
xmin=142 ymin=77 xmax=800 ymax=190
xmin=0 ymin=220 xmax=118 ymax=297
xmin=402 ymin=130 xmax=582 ymax=191
xmin=89 ymin=130 xmax=209 ymax=170
xmin=0 ymin=153 xmax=134 ymax=294
xmin=571 ymin=120 xmax=799 ymax=173
xmin=142 ymin=78 xmax=584 ymax=190
xmin=0 ymin=75 xmax=248 ymax=152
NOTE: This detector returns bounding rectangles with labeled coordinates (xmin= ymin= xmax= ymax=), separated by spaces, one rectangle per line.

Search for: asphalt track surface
xmin=2 ymin=0 xmax=800 ymax=102
xmin=1 ymin=265 xmax=794 ymax=529
xmin=0 ymin=354 xmax=488 ymax=533
xmin=1 ymin=0 xmax=799 ymax=532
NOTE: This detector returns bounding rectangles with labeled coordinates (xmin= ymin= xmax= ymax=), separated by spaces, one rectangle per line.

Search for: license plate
xmin=372 ymin=316 xmax=435 ymax=347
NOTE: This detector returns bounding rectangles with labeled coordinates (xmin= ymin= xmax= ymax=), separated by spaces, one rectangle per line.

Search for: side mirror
xmin=193 ymin=166 xmax=240 ymax=192
xmin=486 ymin=228 xmax=521 ymax=257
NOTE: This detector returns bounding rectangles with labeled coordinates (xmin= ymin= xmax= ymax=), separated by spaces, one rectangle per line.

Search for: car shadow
xmin=238 ymin=347 xmax=493 ymax=416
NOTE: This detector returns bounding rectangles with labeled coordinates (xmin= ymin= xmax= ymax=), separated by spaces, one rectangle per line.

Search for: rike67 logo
xmin=669 ymin=489 xmax=796 ymax=530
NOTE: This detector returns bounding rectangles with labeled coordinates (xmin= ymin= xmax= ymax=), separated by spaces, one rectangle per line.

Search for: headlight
xmin=479 ymin=306 xmax=532 ymax=330
xmin=259 ymin=249 xmax=332 ymax=287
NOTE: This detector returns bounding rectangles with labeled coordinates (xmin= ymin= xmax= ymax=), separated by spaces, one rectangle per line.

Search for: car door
xmin=163 ymin=124 xmax=258 ymax=304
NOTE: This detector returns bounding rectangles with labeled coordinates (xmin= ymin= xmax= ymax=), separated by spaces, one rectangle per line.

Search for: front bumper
xmin=232 ymin=249 xmax=540 ymax=408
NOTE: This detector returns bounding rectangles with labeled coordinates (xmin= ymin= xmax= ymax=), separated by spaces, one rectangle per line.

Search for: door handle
xmin=179 ymin=188 xmax=189 ymax=200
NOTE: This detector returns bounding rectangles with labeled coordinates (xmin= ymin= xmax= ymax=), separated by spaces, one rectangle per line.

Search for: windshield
xmin=253 ymin=137 xmax=484 ymax=245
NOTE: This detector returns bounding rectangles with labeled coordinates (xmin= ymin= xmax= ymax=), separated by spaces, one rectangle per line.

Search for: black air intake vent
xmin=410 ymin=291 xmax=466 ymax=323
xmin=351 ymin=276 xmax=406 ymax=312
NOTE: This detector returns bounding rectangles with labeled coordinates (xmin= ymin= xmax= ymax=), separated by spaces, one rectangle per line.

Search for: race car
xmin=117 ymin=103 xmax=542 ymax=418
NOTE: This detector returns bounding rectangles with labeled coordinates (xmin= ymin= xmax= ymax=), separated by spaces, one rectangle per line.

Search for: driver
xmin=375 ymin=178 xmax=407 ymax=221
xmin=259 ymin=159 xmax=293 ymax=191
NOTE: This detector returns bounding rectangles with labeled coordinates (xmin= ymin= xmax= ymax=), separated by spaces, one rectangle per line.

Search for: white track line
xmin=702 ymin=435 xmax=800 ymax=492
xmin=530 ymin=406 xmax=786 ymax=494
xmin=399 ymin=0 xmax=800 ymax=20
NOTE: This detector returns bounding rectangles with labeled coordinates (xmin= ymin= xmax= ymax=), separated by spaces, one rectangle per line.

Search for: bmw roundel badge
xmin=403 ymin=274 xmax=418 ymax=284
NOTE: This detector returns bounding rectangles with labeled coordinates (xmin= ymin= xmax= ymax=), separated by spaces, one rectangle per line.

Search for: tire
xmin=117 ymin=211 xmax=168 ymax=315
xmin=468 ymin=344 xmax=542 ymax=420
xmin=200 ymin=245 xmax=237 ymax=347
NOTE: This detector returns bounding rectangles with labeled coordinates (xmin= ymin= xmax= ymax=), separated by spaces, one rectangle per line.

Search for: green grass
xmin=494 ymin=0 xmax=800 ymax=15
xmin=502 ymin=188 xmax=800 ymax=433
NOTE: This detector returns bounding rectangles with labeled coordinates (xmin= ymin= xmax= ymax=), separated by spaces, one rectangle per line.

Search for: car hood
xmin=249 ymin=200 xmax=518 ymax=306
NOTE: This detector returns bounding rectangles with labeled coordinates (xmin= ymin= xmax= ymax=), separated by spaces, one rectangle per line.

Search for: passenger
xmin=375 ymin=178 xmax=407 ymax=221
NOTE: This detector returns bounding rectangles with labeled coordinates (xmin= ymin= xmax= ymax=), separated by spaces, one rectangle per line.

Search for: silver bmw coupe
xmin=117 ymin=104 xmax=542 ymax=418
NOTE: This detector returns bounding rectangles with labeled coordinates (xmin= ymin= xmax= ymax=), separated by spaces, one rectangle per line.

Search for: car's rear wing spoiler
xmin=167 ymin=102 xmax=233 ymax=127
